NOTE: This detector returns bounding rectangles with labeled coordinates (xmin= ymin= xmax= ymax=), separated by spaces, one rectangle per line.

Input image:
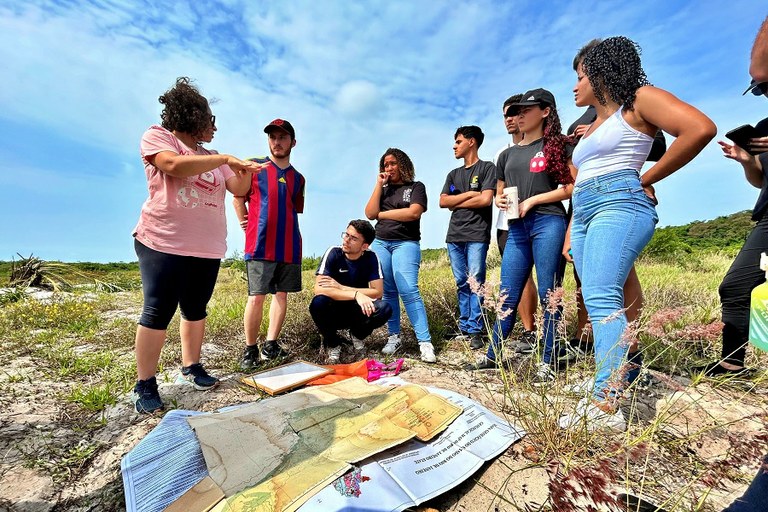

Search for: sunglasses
xmin=750 ymin=82 xmax=768 ymax=97
xmin=210 ymin=115 xmax=216 ymax=125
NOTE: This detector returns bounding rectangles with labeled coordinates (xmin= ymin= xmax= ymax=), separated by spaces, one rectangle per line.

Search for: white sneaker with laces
xmin=564 ymin=377 xmax=595 ymax=395
xmin=531 ymin=362 xmax=555 ymax=386
xmin=558 ymin=397 xmax=626 ymax=432
xmin=381 ymin=334 xmax=402 ymax=355
xmin=351 ymin=336 xmax=366 ymax=352
xmin=327 ymin=345 xmax=342 ymax=363
xmin=419 ymin=342 xmax=436 ymax=363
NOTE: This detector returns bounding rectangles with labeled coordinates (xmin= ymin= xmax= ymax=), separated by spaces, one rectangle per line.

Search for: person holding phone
xmin=560 ymin=37 xmax=715 ymax=431
xmin=695 ymin=115 xmax=768 ymax=376
xmin=365 ymin=148 xmax=436 ymax=362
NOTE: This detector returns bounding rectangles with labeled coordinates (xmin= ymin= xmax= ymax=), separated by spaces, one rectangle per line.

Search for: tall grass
xmin=1 ymin=248 xmax=766 ymax=510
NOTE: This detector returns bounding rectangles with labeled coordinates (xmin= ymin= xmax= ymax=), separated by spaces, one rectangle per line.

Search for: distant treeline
xmin=0 ymin=211 xmax=755 ymax=284
xmin=642 ymin=210 xmax=754 ymax=259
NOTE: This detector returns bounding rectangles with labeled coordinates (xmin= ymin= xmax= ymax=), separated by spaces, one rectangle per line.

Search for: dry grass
xmin=0 ymin=250 xmax=766 ymax=511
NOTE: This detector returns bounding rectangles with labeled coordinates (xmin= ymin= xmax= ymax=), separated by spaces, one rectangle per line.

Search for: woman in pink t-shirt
xmin=132 ymin=77 xmax=261 ymax=414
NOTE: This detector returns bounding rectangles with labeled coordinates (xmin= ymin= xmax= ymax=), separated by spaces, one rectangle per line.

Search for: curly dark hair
xmin=348 ymin=219 xmax=376 ymax=244
xmin=579 ymin=36 xmax=651 ymax=111
xmin=541 ymin=106 xmax=574 ymax=185
xmin=573 ymin=38 xmax=601 ymax=70
xmin=158 ymin=77 xmax=212 ymax=137
xmin=379 ymin=148 xmax=415 ymax=183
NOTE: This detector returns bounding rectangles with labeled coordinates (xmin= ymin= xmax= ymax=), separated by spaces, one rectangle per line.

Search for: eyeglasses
xmin=341 ymin=231 xmax=361 ymax=243
xmin=210 ymin=115 xmax=216 ymax=126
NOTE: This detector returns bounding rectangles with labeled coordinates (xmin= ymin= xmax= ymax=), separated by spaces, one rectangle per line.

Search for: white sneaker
xmin=382 ymin=334 xmax=402 ymax=355
xmin=419 ymin=342 xmax=436 ymax=363
xmin=558 ymin=397 xmax=626 ymax=432
xmin=351 ymin=336 xmax=366 ymax=352
xmin=564 ymin=377 xmax=595 ymax=395
xmin=327 ymin=345 xmax=342 ymax=364
xmin=531 ymin=362 xmax=555 ymax=387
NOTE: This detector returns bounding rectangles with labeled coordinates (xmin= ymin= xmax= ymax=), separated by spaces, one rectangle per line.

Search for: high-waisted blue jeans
xmin=570 ymin=169 xmax=658 ymax=401
xmin=488 ymin=211 xmax=567 ymax=363
xmin=370 ymin=239 xmax=432 ymax=342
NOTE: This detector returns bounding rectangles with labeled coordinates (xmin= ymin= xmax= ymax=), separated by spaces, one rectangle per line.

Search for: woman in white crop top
xmin=559 ymin=37 xmax=716 ymax=431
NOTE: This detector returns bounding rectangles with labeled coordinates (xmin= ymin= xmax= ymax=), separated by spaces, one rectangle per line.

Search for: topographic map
xmin=185 ymin=378 xmax=462 ymax=512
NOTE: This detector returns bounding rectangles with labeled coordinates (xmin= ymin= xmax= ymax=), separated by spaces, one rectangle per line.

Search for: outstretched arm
xmin=149 ymin=151 xmax=261 ymax=179
xmin=718 ymin=140 xmax=764 ymax=189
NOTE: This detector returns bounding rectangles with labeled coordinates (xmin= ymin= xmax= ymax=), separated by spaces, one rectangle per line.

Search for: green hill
xmin=643 ymin=210 xmax=754 ymax=258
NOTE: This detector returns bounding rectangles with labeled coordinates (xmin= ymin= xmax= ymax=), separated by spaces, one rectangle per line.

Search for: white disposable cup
xmin=503 ymin=186 xmax=519 ymax=220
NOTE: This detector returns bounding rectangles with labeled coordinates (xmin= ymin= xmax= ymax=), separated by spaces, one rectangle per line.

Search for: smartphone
xmin=726 ymin=124 xmax=762 ymax=155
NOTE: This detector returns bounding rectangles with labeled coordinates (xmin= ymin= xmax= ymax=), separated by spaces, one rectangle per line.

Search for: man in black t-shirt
xmin=310 ymin=220 xmax=392 ymax=363
xmin=439 ymin=126 xmax=497 ymax=349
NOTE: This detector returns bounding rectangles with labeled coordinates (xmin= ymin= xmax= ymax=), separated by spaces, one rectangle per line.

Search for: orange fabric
xmin=307 ymin=359 xmax=370 ymax=386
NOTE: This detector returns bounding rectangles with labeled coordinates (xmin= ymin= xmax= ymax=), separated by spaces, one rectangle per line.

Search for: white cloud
xmin=1 ymin=0 xmax=767 ymax=261
xmin=334 ymin=80 xmax=381 ymax=117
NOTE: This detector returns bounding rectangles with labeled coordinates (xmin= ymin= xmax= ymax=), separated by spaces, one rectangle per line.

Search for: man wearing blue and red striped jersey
xmin=234 ymin=119 xmax=305 ymax=369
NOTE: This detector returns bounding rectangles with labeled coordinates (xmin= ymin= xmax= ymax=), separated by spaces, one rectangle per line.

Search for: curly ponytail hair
xmin=580 ymin=36 xmax=651 ymax=111
xmin=158 ymin=77 xmax=211 ymax=137
xmin=542 ymin=107 xmax=573 ymax=185
xmin=379 ymin=148 xmax=416 ymax=182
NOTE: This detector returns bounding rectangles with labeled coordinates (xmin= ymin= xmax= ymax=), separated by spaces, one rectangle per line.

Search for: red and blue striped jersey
xmin=244 ymin=157 xmax=305 ymax=264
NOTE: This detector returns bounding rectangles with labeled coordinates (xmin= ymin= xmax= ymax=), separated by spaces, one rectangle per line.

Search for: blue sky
xmin=1 ymin=1 xmax=766 ymax=262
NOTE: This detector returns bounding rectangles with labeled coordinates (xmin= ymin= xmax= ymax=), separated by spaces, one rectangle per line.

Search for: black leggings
xmin=135 ymin=239 xmax=221 ymax=330
xmin=719 ymin=212 xmax=768 ymax=366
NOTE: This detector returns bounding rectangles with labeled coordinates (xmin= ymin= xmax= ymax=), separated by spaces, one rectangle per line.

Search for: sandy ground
xmin=1 ymin=334 xmax=766 ymax=512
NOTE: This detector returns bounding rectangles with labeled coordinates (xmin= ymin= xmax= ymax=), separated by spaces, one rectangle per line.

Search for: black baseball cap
xmin=506 ymin=88 xmax=557 ymax=116
xmin=743 ymin=79 xmax=768 ymax=97
xmin=264 ymin=118 xmax=296 ymax=138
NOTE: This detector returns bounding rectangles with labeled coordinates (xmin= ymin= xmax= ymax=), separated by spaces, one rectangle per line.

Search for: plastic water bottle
xmin=748 ymin=253 xmax=768 ymax=352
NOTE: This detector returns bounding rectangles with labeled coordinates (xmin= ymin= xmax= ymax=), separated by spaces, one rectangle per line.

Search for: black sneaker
xmin=567 ymin=337 xmax=594 ymax=357
xmin=511 ymin=330 xmax=537 ymax=354
xmin=452 ymin=330 xmax=470 ymax=341
xmin=180 ymin=363 xmax=219 ymax=390
xmin=240 ymin=345 xmax=260 ymax=371
xmin=469 ymin=333 xmax=485 ymax=350
xmin=133 ymin=376 xmax=164 ymax=414
xmin=464 ymin=356 xmax=502 ymax=371
xmin=691 ymin=361 xmax=754 ymax=378
xmin=261 ymin=340 xmax=290 ymax=360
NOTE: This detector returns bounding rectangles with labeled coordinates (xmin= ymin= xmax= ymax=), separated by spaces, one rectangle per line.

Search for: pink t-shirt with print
xmin=133 ymin=125 xmax=235 ymax=259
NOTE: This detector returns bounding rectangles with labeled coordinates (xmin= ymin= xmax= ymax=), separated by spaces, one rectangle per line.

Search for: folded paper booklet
xmin=241 ymin=361 xmax=332 ymax=395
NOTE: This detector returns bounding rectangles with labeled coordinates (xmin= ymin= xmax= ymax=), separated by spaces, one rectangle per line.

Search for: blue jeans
xmin=488 ymin=212 xmax=567 ymax=363
xmin=370 ymin=239 xmax=431 ymax=342
xmin=570 ymin=169 xmax=657 ymax=401
xmin=447 ymin=242 xmax=489 ymax=335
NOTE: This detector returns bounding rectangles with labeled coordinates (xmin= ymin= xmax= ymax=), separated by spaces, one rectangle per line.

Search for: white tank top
xmin=572 ymin=107 xmax=654 ymax=184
